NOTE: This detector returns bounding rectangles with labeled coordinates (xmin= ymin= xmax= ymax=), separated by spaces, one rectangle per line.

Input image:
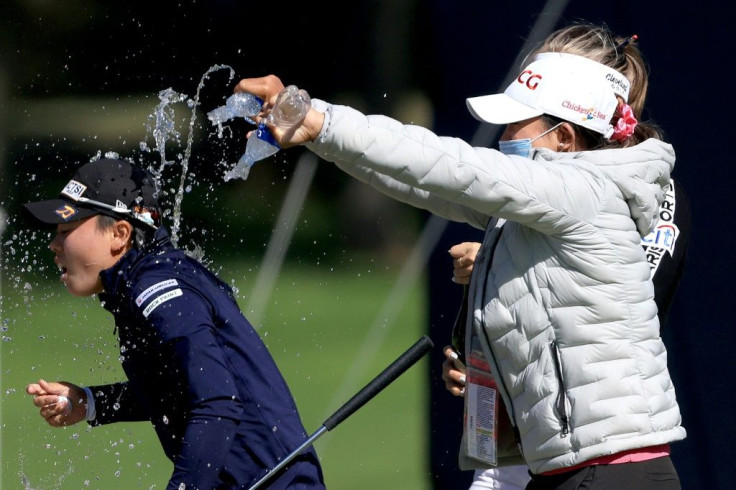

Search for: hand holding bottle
xmin=266 ymin=85 xmax=311 ymax=128
xmin=234 ymin=75 xmax=325 ymax=148
xmin=211 ymin=76 xmax=320 ymax=181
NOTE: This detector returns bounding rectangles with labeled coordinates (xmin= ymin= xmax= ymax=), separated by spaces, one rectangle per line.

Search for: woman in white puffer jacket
xmin=233 ymin=22 xmax=685 ymax=490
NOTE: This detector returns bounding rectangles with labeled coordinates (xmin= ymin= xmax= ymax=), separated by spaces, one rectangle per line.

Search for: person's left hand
xmin=27 ymin=379 xmax=87 ymax=427
xmin=442 ymin=346 xmax=467 ymax=397
xmin=449 ymin=242 xmax=481 ymax=284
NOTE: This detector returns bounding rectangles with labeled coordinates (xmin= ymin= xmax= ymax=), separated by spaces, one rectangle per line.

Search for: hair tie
xmin=616 ymin=34 xmax=638 ymax=51
xmin=609 ymin=102 xmax=638 ymax=141
xmin=615 ymin=34 xmax=639 ymax=60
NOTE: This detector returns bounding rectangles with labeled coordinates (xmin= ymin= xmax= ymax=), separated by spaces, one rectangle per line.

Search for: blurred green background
xmin=1 ymin=259 xmax=430 ymax=489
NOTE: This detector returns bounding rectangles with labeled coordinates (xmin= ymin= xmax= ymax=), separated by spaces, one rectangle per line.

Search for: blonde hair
xmin=530 ymin=23 xmax=663 ymax=148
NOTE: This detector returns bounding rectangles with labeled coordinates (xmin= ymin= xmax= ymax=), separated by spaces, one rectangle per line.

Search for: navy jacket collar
xmin=98 ymin=227 xmax=174 ymax=312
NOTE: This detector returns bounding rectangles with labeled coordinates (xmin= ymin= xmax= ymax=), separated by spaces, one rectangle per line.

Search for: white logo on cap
xmin=115 ymin=200 xmax=128 ymax=210
xmin=61 ymin=180 xmax=87 ymax=200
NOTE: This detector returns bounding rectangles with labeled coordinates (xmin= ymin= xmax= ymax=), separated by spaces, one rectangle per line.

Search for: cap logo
xmin=466 ymin=53 xmax=633 ymax=136
xmin=54 ymin=204 xmax=78 ymax=221
xmin=561 ymin=101 xmax=607 ymax=122
xmin=517 ymin=70 xmax=542 ymax=90
xmin=605 ymin=73 xmax=630 ymax=98
xmin=61 ymin=180 xmax=87 ymax=200
xmin=115 ymin=200 xmax=129 ymax=210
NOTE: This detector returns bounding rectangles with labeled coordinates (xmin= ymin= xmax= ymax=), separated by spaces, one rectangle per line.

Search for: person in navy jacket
xmin=23 ymin=158 xmax=325 ymax=489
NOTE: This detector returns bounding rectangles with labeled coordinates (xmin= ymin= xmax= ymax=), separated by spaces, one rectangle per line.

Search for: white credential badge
xmin=464 ymin=335 xmax=498 ymax=466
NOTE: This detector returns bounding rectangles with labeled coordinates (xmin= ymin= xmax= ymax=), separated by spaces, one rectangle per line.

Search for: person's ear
xmin=556 ymin=122 xmax=578 ymax=152
xmin=111 ymin=220 xmax=134 ymax=254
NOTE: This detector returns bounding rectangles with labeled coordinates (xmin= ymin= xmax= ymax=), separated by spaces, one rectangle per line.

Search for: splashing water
xmin=4 ymin=64 xmax=248 ymax=489
xmin=142 ymin=88 xmax=188 ymax=175
xmin=139 ymin=64 xmax=236 ymax=251
xmin=19 ymin=454 xmax=75 ymax=490
xmin=20 ymin=472 xmax=33 ymax=490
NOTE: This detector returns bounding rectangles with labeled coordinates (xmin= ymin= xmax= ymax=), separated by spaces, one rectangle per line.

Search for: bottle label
xmin=256 ymin=124 xmax=281 ymax=149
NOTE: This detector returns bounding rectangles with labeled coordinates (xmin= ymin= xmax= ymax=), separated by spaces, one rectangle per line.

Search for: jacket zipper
xmin=550 ymin=340 xmax=570 ymax=437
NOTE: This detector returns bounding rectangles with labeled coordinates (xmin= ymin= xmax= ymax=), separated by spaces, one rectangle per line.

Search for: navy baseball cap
xmin=22 ymin=158 xmax=161 ymax=229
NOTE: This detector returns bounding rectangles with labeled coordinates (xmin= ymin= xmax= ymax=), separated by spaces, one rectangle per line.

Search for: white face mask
xmin=498 ymin=122 xmax=563 ymax=157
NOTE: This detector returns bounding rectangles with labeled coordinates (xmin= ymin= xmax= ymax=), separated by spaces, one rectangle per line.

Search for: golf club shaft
xmin=248 ymin=426 xmax=328 ymax=490
xmin=248 ymin=335 xmax=434 ymax=490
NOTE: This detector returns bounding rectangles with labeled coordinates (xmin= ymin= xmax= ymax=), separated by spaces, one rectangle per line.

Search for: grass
xmin=1 ymin=258 xmax=431 ymax=489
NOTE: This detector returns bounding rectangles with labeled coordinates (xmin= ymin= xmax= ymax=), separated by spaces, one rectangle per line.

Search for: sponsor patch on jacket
xmin=136 ymin=279 xmax=179 ymax=306
xmin=142 ymin=288 xmax=183 ymax=318
xmin=641 ymin=180 xmax=678 ymax=278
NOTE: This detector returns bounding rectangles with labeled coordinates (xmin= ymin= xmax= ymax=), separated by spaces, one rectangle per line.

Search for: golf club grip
xmin=323 ymin=335 xmax=434 ymax=431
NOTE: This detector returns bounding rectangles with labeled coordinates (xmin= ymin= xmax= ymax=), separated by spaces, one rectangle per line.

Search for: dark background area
xmin=425 ymin=3 xmax=735 ymax=489
xmin=1 ymin=1 xmax=733 ymax=488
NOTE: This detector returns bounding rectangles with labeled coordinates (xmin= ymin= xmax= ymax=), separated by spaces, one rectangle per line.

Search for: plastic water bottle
xmin=207 ymin=92 xmax=262 ymax=126
xmin=224 ymin=122 xmax=280 ymax=181
xmin=267 ymin=85 xmax=311 ymax=127
xmin=223 ymin=85 xmax=311 ymax=181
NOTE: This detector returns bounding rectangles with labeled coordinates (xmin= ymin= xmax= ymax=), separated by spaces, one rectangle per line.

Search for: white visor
xmin=466 ymin=52 xmax=631 ymax=136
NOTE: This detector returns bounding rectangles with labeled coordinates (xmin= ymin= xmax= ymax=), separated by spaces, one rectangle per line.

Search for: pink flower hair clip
xmin=610 ymin=103 xmax=638 ymax=141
